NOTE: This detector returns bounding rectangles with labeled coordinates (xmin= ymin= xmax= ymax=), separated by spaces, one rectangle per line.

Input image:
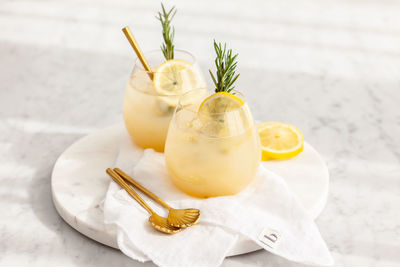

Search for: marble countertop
xmin=1 ymin=0 xmax=399 ymax=266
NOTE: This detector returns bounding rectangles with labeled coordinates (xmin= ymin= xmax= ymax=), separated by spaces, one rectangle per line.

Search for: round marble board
xmin=51 ymin=124 xmax=329 ymax=257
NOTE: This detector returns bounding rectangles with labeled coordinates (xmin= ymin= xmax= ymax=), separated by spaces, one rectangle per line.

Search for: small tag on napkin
xmin=258 ymin=228 xmax=281 ymax=249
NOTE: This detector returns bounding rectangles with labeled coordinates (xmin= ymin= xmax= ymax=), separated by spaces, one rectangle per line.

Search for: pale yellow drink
xmin=123 ymin=50 xmax=204 ymax=152
xmin=165 ymin=89 xmax=260 ymax=198
xmin=123 ymin=70 xmax=176 ymax=152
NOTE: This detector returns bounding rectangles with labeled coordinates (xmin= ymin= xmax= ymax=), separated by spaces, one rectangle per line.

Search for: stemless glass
xmin=123 ymin=50 xmax=205 ymax=152
xmin=165 ymin=88 xmax=261 ymax=198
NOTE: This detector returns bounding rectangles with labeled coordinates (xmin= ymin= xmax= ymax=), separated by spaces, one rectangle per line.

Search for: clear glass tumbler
xmin=123 ymin=50 xmax=205 ymax=152
xmin=165 ymin=88 xmax=261 ymax=198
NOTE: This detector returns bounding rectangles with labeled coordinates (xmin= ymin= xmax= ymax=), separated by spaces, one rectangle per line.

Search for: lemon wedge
xmin=257 ymin=122 xmax=304 ymax=160
xmin=153 ymin=59 xmax=201 ymax=96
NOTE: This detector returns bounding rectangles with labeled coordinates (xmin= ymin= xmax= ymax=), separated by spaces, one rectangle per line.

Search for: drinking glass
xmin=165 ymin=88 xmax=261 ymax=198
xmin=123 ymin=50 xmax=205 ymax=152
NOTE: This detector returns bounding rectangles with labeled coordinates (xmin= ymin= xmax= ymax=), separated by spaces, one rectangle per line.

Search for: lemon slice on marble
xmin=258 ymin=122 xmax=304 ymax=160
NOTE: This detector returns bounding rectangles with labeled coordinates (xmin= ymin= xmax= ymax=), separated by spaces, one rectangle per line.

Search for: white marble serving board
xmin=51 ymin=124 xmax=329 ymax=257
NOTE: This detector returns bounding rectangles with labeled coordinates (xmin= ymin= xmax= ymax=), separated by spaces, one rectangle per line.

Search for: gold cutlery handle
xmin=114 ymin=168 xmax=172 ymax=210
xmin=106 ymin=168 xmax=155 ymax=215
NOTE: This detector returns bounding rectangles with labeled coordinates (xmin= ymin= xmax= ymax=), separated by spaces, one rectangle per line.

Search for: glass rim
xmin=127 ymin=84 xmax=209 ymax=97
xmin=177 ymin=88 xmax=248 ymax=116
xmin=128 ymin=49 xmax=200 ymax=97
xmin=173 ymin=88 xmax=256 ymax=139
xmin=134 ymin=49 xmax=197 ymax=72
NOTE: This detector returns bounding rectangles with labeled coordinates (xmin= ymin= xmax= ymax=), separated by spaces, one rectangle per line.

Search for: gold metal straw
xmin=122 ymin=26 xmax=154 ymax=80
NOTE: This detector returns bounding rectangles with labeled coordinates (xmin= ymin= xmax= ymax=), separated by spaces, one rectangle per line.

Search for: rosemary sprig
xmin=156 ymin=3 xmax=177 ymax=60
xmin=209 ymin=40 xmax=240 ymax=93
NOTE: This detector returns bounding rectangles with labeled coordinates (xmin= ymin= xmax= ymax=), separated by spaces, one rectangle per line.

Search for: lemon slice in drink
xmin=198 ymin=92 xmax=244 ymax=113
xmin=153 ymin=59 xmax=201 ymax=96
xmin=257 ymin=122 xmax=304 ymax=160
xmin=198 ymin=92 xmax=246 ymax=137
xmin=153 ymin=59 xmax=202 ymax=110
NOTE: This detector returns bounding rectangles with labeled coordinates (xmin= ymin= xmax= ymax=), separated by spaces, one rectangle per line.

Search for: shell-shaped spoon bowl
xmin=149 ymin=213 xmax=183 ymax=234
xmin=167 ymin=208 xmax=200 ymax=228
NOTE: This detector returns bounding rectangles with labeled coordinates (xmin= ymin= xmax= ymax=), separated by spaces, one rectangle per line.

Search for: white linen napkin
xmin=103 ymin=133 xmax=333 ymax=267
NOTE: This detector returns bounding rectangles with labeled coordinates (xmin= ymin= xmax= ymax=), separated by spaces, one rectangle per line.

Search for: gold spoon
xmin=122 ymin=26 xmax=154 ymax=80
xmin=114 ymin=168 xmax=200 ymax=228
xmin=106 ymin=168 xmax=182 ymax=234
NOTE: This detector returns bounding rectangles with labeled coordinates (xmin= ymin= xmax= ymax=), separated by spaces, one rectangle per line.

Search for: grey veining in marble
xmin=1 ymin=0 xmax=399 ymax=266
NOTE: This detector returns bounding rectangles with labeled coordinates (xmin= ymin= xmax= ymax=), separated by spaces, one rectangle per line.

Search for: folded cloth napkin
xmin=104 ymin=132 xmax=333 ymax=267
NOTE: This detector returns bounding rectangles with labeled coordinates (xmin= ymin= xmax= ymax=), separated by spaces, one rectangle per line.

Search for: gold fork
xmin=106 ymin=168 xmax=182 ymax=234
xmin=114 ymin=168 xmax=200 ymax=228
